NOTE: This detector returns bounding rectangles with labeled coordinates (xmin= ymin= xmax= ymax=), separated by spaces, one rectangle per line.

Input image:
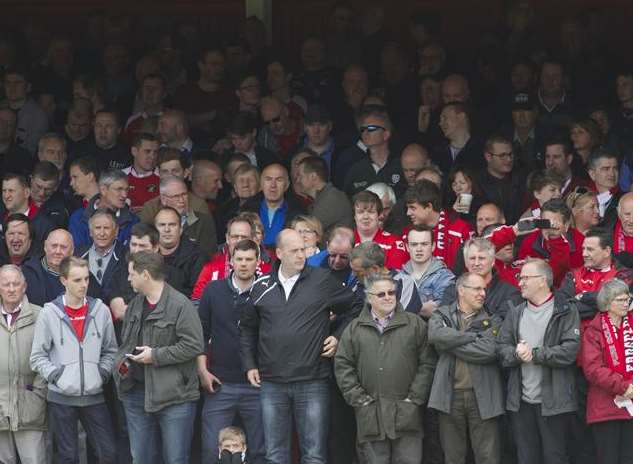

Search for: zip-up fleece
xmin=30 ymin=296 xmax=118 ymax=407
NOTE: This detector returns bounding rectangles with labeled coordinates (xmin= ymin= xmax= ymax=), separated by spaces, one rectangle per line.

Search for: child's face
xmin=220 ymin=438 xmax=247 ymax=454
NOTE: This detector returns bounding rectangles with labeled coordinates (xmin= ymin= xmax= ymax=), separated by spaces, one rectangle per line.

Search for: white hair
xmin=366 ymin=183 xmax=396 ymax=206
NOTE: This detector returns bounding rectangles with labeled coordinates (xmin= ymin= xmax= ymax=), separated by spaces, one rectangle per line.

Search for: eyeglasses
xmin=367 ymin=290 xmax=396 ymax=298
xmin=461 ymin=285 xmax=486 ymax=293
xmin=359 ymin=125 xmax=386 ymax=133
xmin=612 ymin=296 xmax=632 ymax=305
xmin=518 ymin=275 xmax=543 ymax=281
xmin=489 ymin=151 xmax=513 ymax=160
xmin=162 ymin=192 xmax=188 ymax=200
xmin=265 ymin=115 xmax=282 ymax=125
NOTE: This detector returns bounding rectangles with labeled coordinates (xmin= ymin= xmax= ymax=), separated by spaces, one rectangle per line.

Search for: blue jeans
xmin=260 ymin=379 xmax=330 ymax=464
xmin=120 ymin=387 xmax=196 ymax=464
xmin=201 ymin=382 xmax=265 ymax=464
xmin=48 ymin=401 xmax=116 ymax=464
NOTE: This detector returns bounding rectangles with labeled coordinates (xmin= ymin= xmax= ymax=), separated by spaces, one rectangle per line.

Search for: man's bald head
xmin=401 ymin=143 xmax=431 ymax=186
xmin=441 ymin=74 xmax=470 ymax=104
xmin=476 ymin=203 xmax=504 ymax=236
xmin=618 ymin=192 xmax=633 ymax=236
xmin=191 ymin=159 xmax=223 ymax=200
xmin=44 ymin=229 xmax=74 ymax=270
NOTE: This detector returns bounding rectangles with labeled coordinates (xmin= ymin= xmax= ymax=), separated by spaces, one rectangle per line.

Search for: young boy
xmin=218 ymin=426 xmax=247 ymax=463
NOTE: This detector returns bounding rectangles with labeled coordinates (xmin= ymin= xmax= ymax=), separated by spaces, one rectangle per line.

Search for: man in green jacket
xmin=0 ymin=265 xmax=47 ymax=464
xmin=335 ymin=272 xmax=436 ymax=463
xmin=113 ymin=250 xmax=205 ymax=464
xmin=429 ymin=272 xmax=504 ymax=464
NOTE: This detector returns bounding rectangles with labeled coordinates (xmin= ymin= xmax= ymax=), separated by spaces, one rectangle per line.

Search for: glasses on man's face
xmin=368 ymin=290 xmax=396 ymax=299
xmin=489 ymin=151 xmax=513 ymax=160
xmin=359 ymin=125 xmax=386 ymax=134
xmin=518 ymin=274 xmax=542 ymax=282
xmin=163 ymin=192 xmax=188 ymax=200
xmin=612 ymin=295 xmax=632 ymax=306
xmin=461 ymin=285 xmax=486 ymax=293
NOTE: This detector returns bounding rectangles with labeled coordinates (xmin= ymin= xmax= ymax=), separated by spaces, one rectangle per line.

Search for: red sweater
xmin=354 ymin=228 xmax=409 ymax=270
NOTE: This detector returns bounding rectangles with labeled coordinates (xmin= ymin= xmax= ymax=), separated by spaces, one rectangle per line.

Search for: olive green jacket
xmin=334 ymin=303 xmax=436 ymax=443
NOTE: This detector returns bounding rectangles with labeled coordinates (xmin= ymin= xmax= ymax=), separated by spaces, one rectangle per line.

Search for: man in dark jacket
xmin=113 ymin=250 xmax=205 ymax=464
xmin=497 ymin=258 xmax=580 ymax=464
xmin=429 ymin=272 xmax=504 ymax=464
xmin=0 ymin=214 xmax=42 ymax=266
xmin=441 ymin=237 xmax=522 ymax=320
xmin=198 ymin=239 xmax=264 ymax=464
xmin=23 ymin=229 xmax=101 ymax=306
xmin=154 ymin=206 xmax=208 ymax=297
xmin=240 ymin=228 xmax=357 ymax=464
xmin=335 ymin=273 xmax=436 ymax=463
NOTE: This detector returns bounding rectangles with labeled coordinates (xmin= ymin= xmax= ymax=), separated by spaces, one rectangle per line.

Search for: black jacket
xmin=240 ymin=263 xmax=356 ymax=383
xmin=162 ymin=238 xmax=208 ymax=297
xmin=441 ymin=272 xmax=522 ymax=320
xmin=76 ymin=241 xmax=127 ymax=300
xmin=432 ymin=136 xmax=485 ymax=176
xmin=343 ymin=153 xmax=405 ymax=198
xmin=38 ymin=190 xmax=70 ymax=229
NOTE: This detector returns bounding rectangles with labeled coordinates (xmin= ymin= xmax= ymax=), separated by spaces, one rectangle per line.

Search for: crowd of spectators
xmin=3 ymin=2 xmax=633 ymax=464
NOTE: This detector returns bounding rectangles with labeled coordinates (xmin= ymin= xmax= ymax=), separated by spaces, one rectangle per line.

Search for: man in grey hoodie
xmin=30 ymin=256 xmax=118 ymax=464
xmin=397 ymin=225 xmax=455 ymax=319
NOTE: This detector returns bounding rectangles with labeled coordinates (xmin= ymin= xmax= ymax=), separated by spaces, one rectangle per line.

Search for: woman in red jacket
xmin=582 ymin=278 xmax=633 ymax=463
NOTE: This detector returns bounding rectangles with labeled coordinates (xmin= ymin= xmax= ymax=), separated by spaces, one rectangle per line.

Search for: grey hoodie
xmin=30 ymin=295 xmax=118 ymax=407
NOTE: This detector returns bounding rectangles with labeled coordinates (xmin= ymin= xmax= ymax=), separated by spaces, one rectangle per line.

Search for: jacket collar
xmin=357 ymin=302 xmax=408 ymax=330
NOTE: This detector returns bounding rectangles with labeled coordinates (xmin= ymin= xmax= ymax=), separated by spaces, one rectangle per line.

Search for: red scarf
xmin=433 ymin=210 xmax=448 ymax=258
xmin=600 ymin=312 xmax=633 ymax=380
xmin=613 ymin=220 xmax=633 ymax=254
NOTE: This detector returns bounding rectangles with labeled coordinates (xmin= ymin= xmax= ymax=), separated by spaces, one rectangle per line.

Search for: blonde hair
xmin=218 ymin=426 xmax=246 ymax=446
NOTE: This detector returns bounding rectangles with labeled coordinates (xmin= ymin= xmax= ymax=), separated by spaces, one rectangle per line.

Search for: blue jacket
xmin=68 ymin=195 xmax=139 ymax=249
xmin=198 ymin=273 xmax=251 ymax=384
xmin=398 ymin=258 xmax=455 ymax=304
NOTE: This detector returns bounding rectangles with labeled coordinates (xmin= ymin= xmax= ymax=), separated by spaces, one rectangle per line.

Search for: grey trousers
xmin=438 ymin=389 xmax=500 ymax=464
xmin=0 ymin=429 xmax=47 ymax=464
xmin=357 ymin=431 xmax=423 ymax=464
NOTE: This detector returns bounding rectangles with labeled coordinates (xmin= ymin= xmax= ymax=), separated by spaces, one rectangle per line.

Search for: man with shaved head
xmin=22 ymin=229 xmax=100 ymax=305
xmin=191 ymin=159 xmax=224 ymax=214
xmin=257 ymin=96 xmax=302 ymax=160
xmin=240 ymin=228 xmax=358 ymax=463
xmin=242 ymin=163 xmax=305 ymax=247
xmin=401 ymin=143 xmax=431 ymax=187
xmin=613 ymin=192 xmax=633 ymax=257
xmin=441 ymin=74 xmax=471 ymax=104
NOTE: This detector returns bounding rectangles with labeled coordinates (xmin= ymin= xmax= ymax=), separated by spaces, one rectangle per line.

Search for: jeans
xmin=260 ymin=379 xmax=330 ymax=464
xmin=48 ymin=401 xmax=116 ymax=464
xmin=201 ymin=382 xmax=265 ymax=464
xmin=120 ymin=387 xmax=196 ymax=464
xmin=510 ymin=401 xmax=571 ymax=464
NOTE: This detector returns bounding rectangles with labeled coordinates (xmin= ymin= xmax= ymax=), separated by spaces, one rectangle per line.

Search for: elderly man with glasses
xmin=497 ymin=258 xmax=580 ymax=464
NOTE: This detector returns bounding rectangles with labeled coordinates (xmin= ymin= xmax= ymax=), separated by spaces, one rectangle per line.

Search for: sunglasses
xmin=265 ymin=115 xmax=282 ymax=125
xmin=368 ymin=290 xmax=396 ymax=298
xmin=359 ymin=125 xmax=386 ymax=133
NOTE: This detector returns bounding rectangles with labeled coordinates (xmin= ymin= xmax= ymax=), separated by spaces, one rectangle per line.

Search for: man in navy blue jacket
xmin=198 ymin=239 xmax=265 ymax=464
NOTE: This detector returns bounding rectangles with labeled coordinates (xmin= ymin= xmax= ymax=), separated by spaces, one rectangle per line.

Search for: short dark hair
xmin=541 ymin=198 xmax=571 ymax=223
xmin=2 ymin=173 xmax=29 ymax=188
xmin=131 ymin=223 xmax=159 ymax=247
xmin=94 ymin=108 xmax=121 ymax=127
xmin=407 ymin=224 xmax=435 ymax=244
xmin=585 ymin=227 xmax=613 ymax=251
xmin=404 ymin=180 xmax=442 ymax=211
xmin=299 ymin=156 xmax=328 ymax=183
xmin=59 ymin=256 xmax=88 ymax=279
xmin=528 ymin=170 xmax=563 ymax=193
xmin=349 ymin=241 xmax=385 ymax=268
xmin=544 ymin=135 xmax=573 ymax=155
xmin=484 ymin=133 xmax=512 ymax=153
xmin=5 ymin=213 xmax=34 ymax=240
xmin=70 ymin=156 xmax=101 ymax=179
xmin=226 ymin=214 xmax=255 ymax=237
xmin=441 ymin=101 xmax=472 ymax=122
xmin=129 ymin=250 xmax=166 ymax=281
xmin=132 ymin=132 xmax=159 ymax=148
xmin=158 ymin=147 xmax=189 ymax=170
xmin=233 ymin=239 xmax=260 ymax=259
xmin=228 ymin=111 xmax=258 ymax=136
xmin=32 ymin=161 xmax=59 ymax=182
xmin=352 ymin=190 xmax=383 ymax=214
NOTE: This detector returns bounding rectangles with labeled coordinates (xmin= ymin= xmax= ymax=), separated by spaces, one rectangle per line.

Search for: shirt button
xmin=379 ymin=367 xmax=383 ymax=371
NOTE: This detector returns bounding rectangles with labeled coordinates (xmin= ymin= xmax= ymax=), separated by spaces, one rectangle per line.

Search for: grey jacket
xmin=30 ymin=296 xmax=118 ymax=407
xmin=496 ymin=293 xmax=580 ymax=416
xmin=428 ymin=303 xmax=505 ymax=420
xmin=0 ymin=297 xmax=47 ymax=432
xmin=310 ymin=183 xmax=354 ymax=230
xmin=114 ymin=284 xmax=205 ymax=413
